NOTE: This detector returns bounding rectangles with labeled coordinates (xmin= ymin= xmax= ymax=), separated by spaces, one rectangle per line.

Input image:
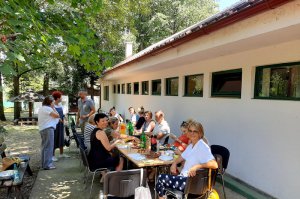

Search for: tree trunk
xmin=28 ymin=102 xmax=33 ymax=118
xmin=13 ymin=75 xmax=21 ymax=120
xmin=43 ymin=73 xmax=49 ymax=96
xmin=0 ymin=73 xmax=6 ymax=121
xmin=90 ymin=77 xmax=95 ymax=100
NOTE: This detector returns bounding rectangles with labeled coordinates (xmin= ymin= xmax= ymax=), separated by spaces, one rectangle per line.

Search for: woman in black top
xmin=88 ymin=113 xmax=124 ymax=171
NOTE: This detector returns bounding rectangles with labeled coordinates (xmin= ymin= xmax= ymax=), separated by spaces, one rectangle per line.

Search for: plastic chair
xmin=165 ymin=169 xmax=217 ymax=199
xmin=210 ymin=145 xmax=230 ymax=199
xmin=103 ymin=169 xmax=147 ymax=199
xmin=79 ymin=147 xmax=108 ymax=198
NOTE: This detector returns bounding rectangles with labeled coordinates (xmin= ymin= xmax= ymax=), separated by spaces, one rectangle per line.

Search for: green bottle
xmin=140 ymin=131 xmax=146 ymax=149
xmin=128 ymin=122 xmax=134 ymax=136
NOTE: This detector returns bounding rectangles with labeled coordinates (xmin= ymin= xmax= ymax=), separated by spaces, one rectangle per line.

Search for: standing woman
xmin=52 ymin=91 xmax=70 ymax=161
xmin=38 ymin=96 xmax=60 ymax=170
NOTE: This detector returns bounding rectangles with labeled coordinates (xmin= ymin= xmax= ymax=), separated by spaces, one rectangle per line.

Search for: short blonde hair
xmin=188 ymin=120 xmax=204 ymax=138
xmin=88 ymin=114 xmax=96 ymax=124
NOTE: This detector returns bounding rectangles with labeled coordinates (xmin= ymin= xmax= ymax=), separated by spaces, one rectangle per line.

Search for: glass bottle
xmin=13 ymin=164 xmax=20 ymax=183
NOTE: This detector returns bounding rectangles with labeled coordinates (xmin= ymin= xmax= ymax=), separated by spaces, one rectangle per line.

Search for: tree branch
xmin=18 ymin=66 xmax=44 ymax=77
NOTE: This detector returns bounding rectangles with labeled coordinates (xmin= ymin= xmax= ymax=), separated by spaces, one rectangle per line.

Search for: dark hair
xmin=180 ymin=121 xmax=189 ymax=128
xmin=138 ymin=106 xmax=144 ymax=114
xmin=144 ymin=111 xmax=152 ymax=118
xmin=52 ymin=91 xmax=62 ymax=100
xmin=109 ymin=107 xmax=116 ymax=116
xmin=42 ymin=96 xmax=54 ymax=106
xmin=94 ymin=113 xmax=108 ymax=124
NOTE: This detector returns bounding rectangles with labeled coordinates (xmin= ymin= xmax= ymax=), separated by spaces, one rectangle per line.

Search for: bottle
xmin=13 ymin=164 xmax=20 ymax=183
xmin=127 ymin=122 xmax=134 ymax=136
xmin=140 ymin=131 xmax=146 ymax=149
xmin=151 ymin=135 xmax=157 ymax=152
xmin=120 ymin=122 xmax=126 ymax=135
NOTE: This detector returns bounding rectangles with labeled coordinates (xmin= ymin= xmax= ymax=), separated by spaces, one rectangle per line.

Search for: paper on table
xmin=159 ymin=155 xmax=173 ymax=161
xmin=128 ymin=153 xmax=146 ymax=161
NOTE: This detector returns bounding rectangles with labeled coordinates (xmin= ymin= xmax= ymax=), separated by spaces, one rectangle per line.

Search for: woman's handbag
xmin=135 ymin=168 xmax=152 ymax=199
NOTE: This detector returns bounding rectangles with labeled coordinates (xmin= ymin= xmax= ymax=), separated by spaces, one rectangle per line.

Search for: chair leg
xmin=89 ymin=172 xmax=96 ymax=197
xmin=221 ymin=174 xmax=226 ymax=199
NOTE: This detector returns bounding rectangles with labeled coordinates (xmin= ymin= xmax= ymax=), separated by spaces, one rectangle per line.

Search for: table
xmin=0 ymin=161 xmax=33 ymax=199
xmin=117 ymin=144 xmax=174 ymax=198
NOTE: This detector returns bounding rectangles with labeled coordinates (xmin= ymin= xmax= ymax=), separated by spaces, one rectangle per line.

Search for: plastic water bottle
xmin=13 ymin=164 xmax=20 ymax=183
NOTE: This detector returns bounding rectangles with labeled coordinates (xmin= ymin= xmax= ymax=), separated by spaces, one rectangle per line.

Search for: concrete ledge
xmin=219 ymin=174 xmax=277 ymax=199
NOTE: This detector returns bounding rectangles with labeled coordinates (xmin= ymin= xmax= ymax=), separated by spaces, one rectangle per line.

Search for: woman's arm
xmin=170 ymin=156 xmax=185 ymax=174
xmin=96 ymin=130 xmax=121 ymax=151
xmin=145 ymin=121 xmax=155 ymax=136
xmin=188 ymin=159 xmax=218 ymax=177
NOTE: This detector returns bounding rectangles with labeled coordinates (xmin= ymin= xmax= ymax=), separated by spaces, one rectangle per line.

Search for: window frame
xmin=127 ymin=83 xmax=132 ymax=94
xmin=121 ymin=84 xmax=125 ymax=94
xmin=184 ymin=74 xmax=204 ymax=97
xmin=254 ymin=61 xmax=300 ymax=101
xmin=117 ymin=84 xmax=120 ymax=94
xmin=142 ymin=81 xmax=149 ymax=95
xmin=165 ymin=77 xmax=179 ymax=96
xmin=211 ymin=69 xmax=242 ymax=98
xmin=113 ymin=85 xmax=116 ymax=94
xmin=133 ymin=82 xmax=139 ymax=95
xmin=104 ymin=86 xmax=109 ymax=101
xmin=151 ymin=79 xmax=162 ymax=96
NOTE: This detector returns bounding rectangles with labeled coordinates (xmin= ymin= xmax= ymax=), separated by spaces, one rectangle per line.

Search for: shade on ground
xmin=30 ymin=144 xmax=246 ymax=199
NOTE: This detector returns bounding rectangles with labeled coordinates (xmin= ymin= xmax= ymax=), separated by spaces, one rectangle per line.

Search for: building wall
xmin=101 ymin=38 xmax=300 ymax=199
xmin=100 ymin=2 xmax=300 ymax=198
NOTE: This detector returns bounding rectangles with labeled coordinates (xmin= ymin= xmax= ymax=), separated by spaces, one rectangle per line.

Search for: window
xmin=255 ymin=62 xmax=300 ymax=100
xmin=184 ymin=74 xmax=203 ymax=97
xmin=166 ymin=77 xmax=179 ymax=96
xmin=127 ymin=83 xmax=131 ymax=94
xmin=134 ymin=82 xmax=139 ymax=95
xmin=142 ymin=81 xmax=149 ymax=95
xmin=152 ymin=79 xmax=161 ymax=95
xmin=104 ymin=86 xmax=109 ymax=101
xmin=121 ymin=84 xmax=125 ymax=94
xmin=113 ymin=85 xmax=116 ymax=94
xmin=117 ymin=84 xmax=120 ymax=94
xmin=211 ymin=69 xmax=242 ymax=98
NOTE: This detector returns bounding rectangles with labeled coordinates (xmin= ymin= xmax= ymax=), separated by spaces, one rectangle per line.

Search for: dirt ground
xmin=0 ymin=121 xmax=41 ymax=199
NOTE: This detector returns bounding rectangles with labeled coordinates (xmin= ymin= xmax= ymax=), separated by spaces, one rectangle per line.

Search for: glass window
xmin=142 ymin=81 xmax=149 ymax=95
xmin=184 ymin=74 xmax=203 ymax=97
xmin=122 ymin=84 xmax=125 ymax=94
xmin=104 ymin=86 xmax=109 ymax=101
xmin=117 ymin=84 xmax=120 ymax=94
xmin=255 ymin=62 xmax=300 ymax=100
xmin=166 ymin=77 xmax=179 ymax=96
xmin=127 ymin=83 xmax=131 ymax=94
xmin=211 ymin=69 xmax=242 ymax=98
xmin=134 ymin=82 xmax=139 ymax=95
xmin=113 ymin=85 xmax=116 ymax=94
xmin=152 ymin=79 xmax=161 ymax=95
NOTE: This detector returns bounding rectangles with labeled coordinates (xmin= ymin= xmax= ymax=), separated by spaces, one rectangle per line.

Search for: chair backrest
xmin=211 ymin=145 xmax=230 ymax=170
xmin=65 ymin=126 xmax=70 ymax=137
xmin=163 ymin=135 xmax=169 ymax=145
xmin=184 ymin=169 xmax=217 ymax=196
xmin=103 ymin=169 xmax=147 ymax=198
xmin=79 ymin=147 xmax=89 ymax=168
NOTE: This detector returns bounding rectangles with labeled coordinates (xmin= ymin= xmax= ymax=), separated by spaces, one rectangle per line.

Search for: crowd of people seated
xmin=81 ymin=106 xmax=217 ymax=198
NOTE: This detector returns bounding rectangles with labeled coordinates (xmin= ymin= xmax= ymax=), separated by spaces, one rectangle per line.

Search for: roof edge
xmin=104 ymin=0 xmax=292 ymax=75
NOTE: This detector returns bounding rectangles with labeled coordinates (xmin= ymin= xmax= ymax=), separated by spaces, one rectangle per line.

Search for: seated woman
xmin=83 ymin=114 xmax=96 ymax=154
xmin=88 ymin=113 xmax=124 ymax=171
xmin=156 ymin=120 xmax=218 ymax=199
xmin=109 ymin=107 xmax=123 ymax=123
xmin=128 ymin=107 xmax=139 ymax=126
xmin=134 ymin=106 xmax=146 ymax=131
xmin=170 ymin=121 xmax=190 ymax=155
xmin=105 ymin=117 xmax=137 ymax=141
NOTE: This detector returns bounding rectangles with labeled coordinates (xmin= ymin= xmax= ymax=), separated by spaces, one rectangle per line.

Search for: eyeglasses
xmin=187 ymin=129 xmax=199 ymax=134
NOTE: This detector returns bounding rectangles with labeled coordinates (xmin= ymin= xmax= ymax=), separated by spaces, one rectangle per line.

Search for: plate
xmin=159 ymin=155 xmax=173 ymax=161
xmin=117 ymin=145 xmax=128 ymax=149
xmin=0 ymin=170 xmax=15 ymax=180
xmin=128 ymin=153 xmax=146 ymax=161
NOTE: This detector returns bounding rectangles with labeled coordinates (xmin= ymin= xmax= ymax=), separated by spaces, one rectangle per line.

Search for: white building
xmin=99 ymin=1 xmax=300 ymax=198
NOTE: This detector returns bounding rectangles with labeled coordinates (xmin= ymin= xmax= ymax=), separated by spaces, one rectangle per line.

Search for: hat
xmin=1 ymin=157 xmax=16 ymax=171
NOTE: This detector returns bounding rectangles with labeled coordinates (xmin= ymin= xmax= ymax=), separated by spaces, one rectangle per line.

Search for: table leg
xmin=26 ymin=164 xmax=33 ymax=176
xmin=154 ymin=167 xmax=158 ymax=199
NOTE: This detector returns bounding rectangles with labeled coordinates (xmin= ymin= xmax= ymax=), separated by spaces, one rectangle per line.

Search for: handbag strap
xmin=140 ymin=168 xmax=143 ymax=186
